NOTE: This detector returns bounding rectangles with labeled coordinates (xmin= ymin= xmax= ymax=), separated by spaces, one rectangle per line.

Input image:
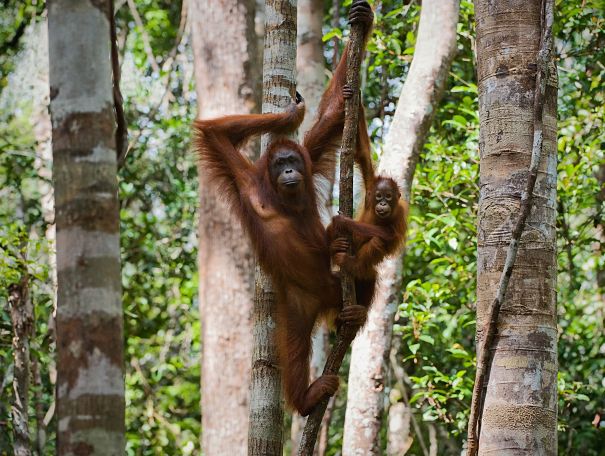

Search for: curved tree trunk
xmin=473 ymin=1 xmax=558 ymax=454
xmin=290 ymin=1 xmax=329 ymax=451
xmin=190 ymin=1 xmax=260 ymax=454
xmin=48 ymin=1 xmax=125 ymax=453
xmin=342 ymin=1 xmax=459 ymax=454
xmin=248 ymin=1 xmax=297 ymax=454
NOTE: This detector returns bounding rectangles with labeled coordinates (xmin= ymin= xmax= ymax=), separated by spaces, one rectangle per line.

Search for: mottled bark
xmin=189 ymin=0 xmax=260 ymax=454
xmin=471 ymin=0 xmax=558 ymax=454
xmin=342 ymin=2 xmax=459 ymax=454
xmin=48 ymin=1 xmax=125 ymax=454
xmin=248 ymin=1 xmax=296 ymax=454
xmin=9 ymin=271 xmax=32 ymax=456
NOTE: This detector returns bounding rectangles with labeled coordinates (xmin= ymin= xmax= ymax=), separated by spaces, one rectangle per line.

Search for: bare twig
xmin=126 ymin=0 xmax=161 ymax=73
xmin=317 ymin=394 xmax=336 ymax=456
xmin=331 ymin=0 xmax=340 ymax=67
xmin=466 ymin=1 xmax=555 ymax=454
xmin=118 ymin=0 xmax=188 ymax=166
xmin=389 ymin=351 xmax=429 ymax=456
xmin=296 ymin=9 xmax=366 ymax=455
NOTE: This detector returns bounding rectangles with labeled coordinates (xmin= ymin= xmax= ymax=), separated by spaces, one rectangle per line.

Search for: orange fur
xmin=327 ymin=130 xmax=408 ymax=323
xmin=192 ymin=0 xmax=374 ymax=416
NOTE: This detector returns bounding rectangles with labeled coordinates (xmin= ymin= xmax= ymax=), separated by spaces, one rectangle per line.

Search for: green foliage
xmin=0 ymin=0 xmax=44 ymax=88
xmin=1 ymin=0 xmax=604 ymax=454
xmin=555 ymin=1 xmax=605 ymax=452
xmin=0 ymin=90 xmax=55 ymax=454
xmin=116 ymin=1 xmax=201 ymax=453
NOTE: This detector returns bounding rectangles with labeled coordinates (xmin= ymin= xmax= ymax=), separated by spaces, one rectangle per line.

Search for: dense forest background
xmin=0 ymin=0 xmax=604 ymax=454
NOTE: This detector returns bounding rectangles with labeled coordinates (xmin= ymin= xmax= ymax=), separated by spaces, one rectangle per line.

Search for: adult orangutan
xmin=193 ymin=0 xmax=374 ymax=416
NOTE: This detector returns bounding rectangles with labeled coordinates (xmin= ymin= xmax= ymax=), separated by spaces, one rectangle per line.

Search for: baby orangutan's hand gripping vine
xmin=193 ymin=0 xmax=374 ymax=417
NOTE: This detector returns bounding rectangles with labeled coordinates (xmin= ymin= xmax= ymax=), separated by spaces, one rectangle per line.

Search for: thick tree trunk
xmin=248 ymin=1 xmax=297 ymax=454
xmin=189 ymin=1 xmax=260 ymax=454
xmin=290 ymin=1 xmax=330 ymax=452
xmin=48 ymin=1 xmax=125 ymax=454
xmin=473 ymin=0 xmax=558 ymax=454
xmin=342 ymin=1 xmax=459 ymax=454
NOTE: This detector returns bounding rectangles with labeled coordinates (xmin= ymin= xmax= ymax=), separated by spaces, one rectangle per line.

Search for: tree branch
xmin=118 ymin=0 xmax=188 ymax=167
xmin=466 ymin=1 xmax=555 ymax=454
xmin=296 ymin=9 xmax=366 ymax=455
xmin=111 ymin=0 xmax=128 ymax=166
xmin=126 ymin=0 xmax=161 ymax=73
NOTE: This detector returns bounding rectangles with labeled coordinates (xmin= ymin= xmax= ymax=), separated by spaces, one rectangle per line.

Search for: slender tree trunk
xmin=342 ymin=1 xmax=459 ymax=454
xmin=473 ymin=0 xmax=558 ymax=453
xmin=386 ymin=402 xmax=412 ymax=456
xmin=32 ymin=22 xmax=55 ymax=452
xmin=297 ymin=0 xmax=324 ymax=136
xmin=249 ymin=1 xmax=297 ymax=454
xmin=290 ymin=1 xmax=329 ymax=451
xmin=48 ymin=1 xmax=125 ymax=454
xmin=189 ymin=1 xmax=260 ymax=454
xmin=31 ymin=357 xmax=46 ymax=455
xmin=9 ymin=269 xmax=32 ymax=456
xmin=595 ymin=162 xmax=605 ymax=306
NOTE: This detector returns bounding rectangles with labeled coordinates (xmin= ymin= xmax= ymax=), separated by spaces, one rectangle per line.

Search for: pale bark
xmin=48 ymin=1 xmax=125 ymax=454
xmin=473 ymin=0 xmax=558 ymax=454
xmin=296 ymin=0 xmax=325 ymax=137
xmin=31 ymin=24 xmax=55 ymax=451
xmin=386 ymin=402 xmax=412 ymax=456
xmin=248 ymin=1 xmax=297 ymax=454
xmin=189 ymin=0 xmax=260 ymax=454
xmin=342 ymin=2 xmax=459 ymax=454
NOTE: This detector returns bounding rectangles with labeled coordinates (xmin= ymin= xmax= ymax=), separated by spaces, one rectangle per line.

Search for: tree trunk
xmin=342 ymin=1 xmax=459 ymax=454
xmin=386 ymin=402 xmax=412 ymax=456
xmin=48 ymin=1 xmax=125 ymax=454
xmin=296 ymin=0 xmax=324 ymax=136
xmin=248 ymin=1 xmax=297 ymax=454
xmin=9 ymin=270 xmax=32 ymax=456
xmin=189 ymin=0 xmax=260 ymax=454
xmin=596 ymin=162 xmax=605 ymax=302
xmin=290 ymin=1 xmax=330 ymax=452
xmin=473 ymin=0 xmax=558 ymax=454
xmin=32 ymin=22 xmax=55 ymax=453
